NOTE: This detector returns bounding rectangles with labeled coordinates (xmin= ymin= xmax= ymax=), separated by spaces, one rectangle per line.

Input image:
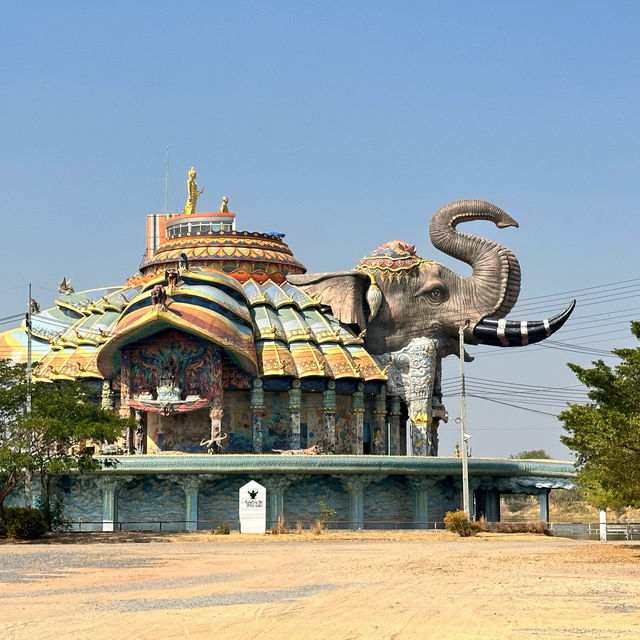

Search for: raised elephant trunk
xmin=429 ymin=200 xmax=521 ymax=319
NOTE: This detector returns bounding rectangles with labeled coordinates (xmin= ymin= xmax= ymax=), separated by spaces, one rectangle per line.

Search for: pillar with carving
xmin=351 ymin=382 xmax=365 ymax=455
xmin=251 ymin=379 xmax=264 ymax=454
xmin=101 ymin=379 xmax=114 ymax=410
xmin=175 ymin=476 xmax=201 ymax=531
xmin=406 ymin=476 xmax=442 ymax=528
xmin=388 ymin=396 xmax=401 ymax=455
xmin=260 ymin=475 xmax=301 ymax=527
xmin=373 ymin=385 xmax=387 ymax=454
xmin=288 ymin=380 xmax=302 ymax=449
xmin=323 ymin=380 xmax=337 ymax=447
xmin=96 ymin=477 xmax=130 ymax=532
xmin=334 ymin=474 xmax=386 ymax=530
xmin=119 ymin=350 xmax=132 ymax=419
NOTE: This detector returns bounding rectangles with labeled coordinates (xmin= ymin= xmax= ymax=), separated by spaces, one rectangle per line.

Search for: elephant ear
xmin=287 ymin=271 xmax=373 ymax=330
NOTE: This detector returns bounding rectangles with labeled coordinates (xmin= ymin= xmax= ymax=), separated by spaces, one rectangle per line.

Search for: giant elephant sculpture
xmin=288 ymin=199 xmax=574 ymax=456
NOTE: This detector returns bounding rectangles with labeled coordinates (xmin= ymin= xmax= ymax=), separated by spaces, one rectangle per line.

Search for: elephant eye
xmin=423 ymin=286 xmax=447 ymax=303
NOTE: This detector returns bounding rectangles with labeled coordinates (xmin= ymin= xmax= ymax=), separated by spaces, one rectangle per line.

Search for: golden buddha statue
xmin=220 ymin=196 xmax=229 ymax=213
xmin=182 ymin=167 xmax=203 ymax=215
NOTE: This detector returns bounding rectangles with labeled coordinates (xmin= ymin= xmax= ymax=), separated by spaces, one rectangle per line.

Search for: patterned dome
xmin=140 ymin=212 xmax=306 ymax=281
xmin=356 ymin=240 xmax=432 ymax=274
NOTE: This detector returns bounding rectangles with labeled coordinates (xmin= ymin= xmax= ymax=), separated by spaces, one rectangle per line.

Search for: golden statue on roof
xmin=219 ymin=196 xmax=229 ymax=213
xmin=182 ymin=166 xmax=203 ymax=215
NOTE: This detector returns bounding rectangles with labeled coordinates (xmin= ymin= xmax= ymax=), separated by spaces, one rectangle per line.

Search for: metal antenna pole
xmin=26 ymin=283 xmax=32 ymax=414
xmin=164 ymin=146 xmax=169 ymax=214
xmin=459 ymin=322 xmax=470 ymax=517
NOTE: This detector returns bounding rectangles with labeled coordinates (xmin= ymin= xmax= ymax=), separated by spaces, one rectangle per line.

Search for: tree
xmin=509 ymin=450 xmax=552 ymax=460
xmin=0 ymin=360 xmax=133 ymax=527
xmin=559 ymin=322 xmax=640 ymax=510
xmin=0 ymin=361 xmax=32 ymax=525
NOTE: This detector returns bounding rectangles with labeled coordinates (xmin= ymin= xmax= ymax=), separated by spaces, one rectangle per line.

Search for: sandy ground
xmin=1 ymin=530 xmax=639 ymax=640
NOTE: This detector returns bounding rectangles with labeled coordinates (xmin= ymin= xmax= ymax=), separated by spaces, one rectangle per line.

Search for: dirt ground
xmin=1 ymin=530 xmax=639 ymax=640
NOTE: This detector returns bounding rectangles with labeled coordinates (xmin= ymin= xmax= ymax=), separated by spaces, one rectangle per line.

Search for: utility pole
xmin=26 ymin=283 xmax=32 ymax=414
xmin=459 ymin=321 xmax=470 ymax=518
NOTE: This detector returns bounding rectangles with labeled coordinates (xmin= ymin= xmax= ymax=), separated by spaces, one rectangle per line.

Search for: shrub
xmin=311 ymin=519 xmax=325 ymax=535
xmin=295 ymin=519 xmax=303 ymax=534
xmin=269 ymin=517 xmax=288 ymax=535
xmin=215 ymin=525 xmax=230 ymax=535
xmin=489 ymin=521 xmax=552 ymax=535
xmin=444 ymin=510 xmax=484 ymax=537
xmin=4 ymin=507 xmax=48 ymax=540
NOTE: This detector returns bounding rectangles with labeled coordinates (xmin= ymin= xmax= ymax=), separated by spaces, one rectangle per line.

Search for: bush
xmin=269 ymin=517 xmax=289 ymax=535
xmin=4 ymin=507 xmax=48 ymax=540
xmin=444 ymin=510 xmax=484 ymax=537
xmin=489 ymin=521 xmax=552 ymax=535
xmin=214 ymin=525 xmax=230 ymax=535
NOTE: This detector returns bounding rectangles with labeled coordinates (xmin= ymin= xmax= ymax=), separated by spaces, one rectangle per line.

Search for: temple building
xmin=0 ymin=170 xmax=575 ymax=530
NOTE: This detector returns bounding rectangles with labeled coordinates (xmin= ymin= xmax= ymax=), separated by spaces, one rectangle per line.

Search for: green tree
xmin=559 ymin=322 xmax=640 ymax=509
xmin=509 ymin=449 xmax=552 ymax=460
xmin=0 ymin=360 xmax=132 ymax=527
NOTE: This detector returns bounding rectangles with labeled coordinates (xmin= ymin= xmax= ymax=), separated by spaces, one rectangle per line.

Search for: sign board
xmin=239 ymin=480 xmax=266 ymax=534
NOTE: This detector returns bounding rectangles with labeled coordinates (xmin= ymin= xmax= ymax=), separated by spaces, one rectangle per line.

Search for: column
xmin=259 ymin=475 xmax=301 ymax=528
xmin=118 ymin=351 xmax=134 ymax=453
xmin=205 ymin=350 xmax=225 ymax=453
xmin=323 ymin=381 xmax=337 ymax=448
xmin=101 ymin=379 xmax=114 ymax=410
xmin=539 ymin=488 xmax=550 ymax=523
xmin=388 ymin=397 xmax=401 ymax=455
xmin=373 ymin=385 xmax=387 ymax=454
xmin=119 ymin=350 xmax=132 ymax=419
xmin=406 ymin=476 xmax=442 ymax=529
xmin=96 ymin=477 xmax=128 ymax=532
xmin=175 ymin=476 xmax=201 ymax=531
xmin=334 ymin=474 xmax=386 ymax=530
xmin=351 ymin=383 xmax=365 ymax=455
xmin=485 ymin=489 xmax=501 ymax=523
xmin=469 ymin=478 xmax=482 ymax=521
xmin=453 ymin=477 xmax=481 ymax=520
xmin=288 ymin=380 xmax=302 ymax=449
xmin=251 ymin=379 xmax=264 ymax=454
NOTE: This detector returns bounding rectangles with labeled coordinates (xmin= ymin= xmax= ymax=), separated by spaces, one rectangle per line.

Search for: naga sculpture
xmin=289 ymin=199 xmax=574 ymax=456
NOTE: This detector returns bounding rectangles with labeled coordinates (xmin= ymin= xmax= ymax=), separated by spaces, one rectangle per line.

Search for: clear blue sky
xmin=2 ymin=1 xmax=639 ymax=458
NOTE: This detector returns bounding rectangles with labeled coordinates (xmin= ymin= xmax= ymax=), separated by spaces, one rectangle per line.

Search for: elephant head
xmin=288 ymin=199 xmax=574 ymax=357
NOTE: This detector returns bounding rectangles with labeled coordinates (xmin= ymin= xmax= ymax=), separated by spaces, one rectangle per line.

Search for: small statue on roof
xmin=151 ymin=284 xmax=168 ymax=311
xmin=58 ymin=277 xmax=74 ymax=294
xmin=29 ymin=298 xmax=40 ymax=315
xmin=182 ymin=166 xmax=203 ymax=216
xmin=178 ymin=252 xmax=189 ymax=272
xmin=219 ymin=196 xmax=229 ymax=213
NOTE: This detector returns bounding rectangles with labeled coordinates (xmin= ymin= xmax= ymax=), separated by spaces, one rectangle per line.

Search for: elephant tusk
xmin=472 ymin=300 xmax=576 ymax=347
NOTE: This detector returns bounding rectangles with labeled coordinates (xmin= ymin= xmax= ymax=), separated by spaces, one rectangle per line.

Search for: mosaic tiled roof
xmin=2 ymin=272 xmax=386 ymax=384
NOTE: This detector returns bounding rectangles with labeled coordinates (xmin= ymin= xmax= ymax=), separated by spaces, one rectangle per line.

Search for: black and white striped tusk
xmin=472 ymin=300 xmax=576 ymax=347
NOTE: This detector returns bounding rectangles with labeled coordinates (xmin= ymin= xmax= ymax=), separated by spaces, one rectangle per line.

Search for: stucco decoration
xmin=289 ymin=199 xmax=576 ymax=456
xmin=376 ymin=337 xmax=447 ymax=456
